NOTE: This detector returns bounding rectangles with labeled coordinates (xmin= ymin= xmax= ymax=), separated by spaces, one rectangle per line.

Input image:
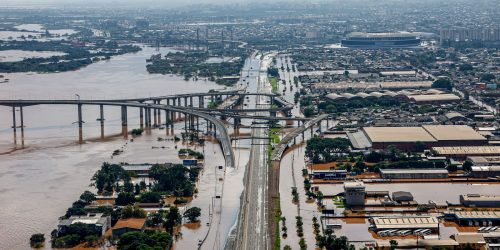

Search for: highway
xmin=235 ymin=52 xmax=275 ymax=250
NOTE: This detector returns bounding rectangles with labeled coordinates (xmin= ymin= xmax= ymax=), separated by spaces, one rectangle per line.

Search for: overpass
xmin=0 ymin=100 xmax=235 ymax=168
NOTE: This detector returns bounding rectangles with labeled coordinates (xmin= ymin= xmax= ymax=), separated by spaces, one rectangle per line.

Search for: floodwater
xmin=0 ymin=45 xmax=240 ymax=249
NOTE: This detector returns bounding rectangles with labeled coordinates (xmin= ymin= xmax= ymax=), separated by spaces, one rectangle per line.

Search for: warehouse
xmin=468 ymin=156 xmax=500 ymax=166
xmin=445 ymin=210 xmax=500 ymax=226
xmin=471 ymin=166 xmax=500 ymax=178
xmin=358 ymin=125 xmax=486 ymax=150
xmin=460 ymin=194 xmax=500 ymax=208
xmin=432 ymin=146 xmax=500 ymax=159
xmin=379 ymin=169 xmax=449 ymax=179
xmin=362 ymin=126 xmax=437 ymax=150
xmin=371 ymin=216 xmax=439 ymax=231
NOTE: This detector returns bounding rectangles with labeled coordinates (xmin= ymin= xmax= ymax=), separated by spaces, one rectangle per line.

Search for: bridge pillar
xmin=153 ymin=102 xmax=158 ymax=127
xmin=196 ymin=116 xmax=199 ymax=132
xmin=184 ymin=97 xmax=188 ymax=107
xmin=199 ymin=96 xmax=204 ymax=108
xmin=184 ymin=113 xmax=187 ymax=132
xmin=318 ymin=121 xmax=322 ymax=133
xmin=121 ymin=106 xmax=128 ymax=138
xmin=326 ymin=118 xmax=330 ymax=128
xmin=139 ymin=107 xmax=144 ymax=129
xmin=19 ymin=106 xmax=25 ymax=147
xmin=11 ymin=106 xmax=17 ymax=134
xmin=190 ymin=96 xmax=193 ymax=107
xmin=146 ymin=108 xmax=152 ymax=128
xmin=100 ymin=105 xmax=105 ymax=139
xmin=77 ymin=104 xmax=83 ymax=144
xmin=157 ymin=104 xmax=162 ymax=126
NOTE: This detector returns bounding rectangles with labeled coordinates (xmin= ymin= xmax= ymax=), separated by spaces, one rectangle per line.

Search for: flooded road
xmin=0 ymin=46 xmax=234 ymax=249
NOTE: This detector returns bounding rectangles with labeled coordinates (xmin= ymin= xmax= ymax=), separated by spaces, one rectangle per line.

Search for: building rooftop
xmin=347 ymin=32 xmax=418 ymax=38
xmin=447 ymin=210 xmax=500 ymax=220
xmin=376 ymin=239 xmax=458 ymax=247
xmin=460 ymin=194 xmax=500 ymax=202
xmin=408 ymin=93 xmax=460 ymax=102
xmin=433 ymin=146 xmax=500 ymax=155
xmin=471 ymin=165 xmax=500 ymax=172
xmin=380 ymin=169 xmax=449 ymax=174
xmin=344 ymin=181 xmax=365 ymax=189
xmin=423 ymin=125 xmax=486 ymax=141
xmin=113 ymin=218 xmax=146 ymax=230
xmin=122 ymin=164 xmax=153 ymax=172
xmin=59 ymin=213 xmax=108 ymax=227
xmin=363 ymin=127 xmax=437 ymax=143
xmin=372 ymin=216 xmax=439 ymax=229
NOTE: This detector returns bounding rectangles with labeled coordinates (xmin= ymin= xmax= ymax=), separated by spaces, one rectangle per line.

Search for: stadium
xmin=341 ymin=32 xmax=421 ymax=48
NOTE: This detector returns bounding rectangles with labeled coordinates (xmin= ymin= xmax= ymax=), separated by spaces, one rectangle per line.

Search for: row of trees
xmin=305 ymin=137 xmax=351 ymax=163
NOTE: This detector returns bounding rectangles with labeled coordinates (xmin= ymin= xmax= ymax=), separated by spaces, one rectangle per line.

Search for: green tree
xmin=79 ymin=191 xmax=96 ymax=204
xmin=432 ymin=78 xmax=453 ymax=91
xmin=183 ymin=207 xmax=202 ymax=222
xmin=30 ymin=233 xmax=45 ymax=248
xmin=121 ymin=205 xmax=146 ymax=219
xmin=139 ymin=192 xmax=161 ymax=203
xmin=118 ymin=231 xmax=172 ymax=250
xmin=389 ymin=239 xmax=398 ymax=250
xmin=306 ymin=137 xmax=351 ymax=163
xmin=463 ymin=160 xmax=473 ymax=172
xmin=164 ymin=207 xmax=182 ymax=233
xmin=115 ymin=192 xmax=136 ymax=206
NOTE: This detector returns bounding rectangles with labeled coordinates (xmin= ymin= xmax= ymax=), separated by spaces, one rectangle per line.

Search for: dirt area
xmin=443 ymin=221 xmax=479 ymax=232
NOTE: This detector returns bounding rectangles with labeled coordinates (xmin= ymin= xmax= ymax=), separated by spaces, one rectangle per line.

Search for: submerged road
xmin=235 ymin=53 xmax=275 ymax=250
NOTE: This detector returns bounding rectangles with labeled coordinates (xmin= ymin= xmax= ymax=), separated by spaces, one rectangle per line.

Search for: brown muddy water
xmin=0 ymin=46 xmax=245 ymax=249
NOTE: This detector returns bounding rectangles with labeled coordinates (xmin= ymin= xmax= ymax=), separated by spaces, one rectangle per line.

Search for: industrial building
xmin=445 ymin=210 xmax=500 ymax=226
xmin=344 ymin=182 xmax=365 ymax=206
xmin=460 ymin=194 xmax=500 ymax=208
xmin=341 ymin=32 xmax=421 ymax=48
xmin=432 ymin=146 xmax=500 ymax=159
xmin=325 ymin=89 xmax=460 ymax=104
xmin=468 ymin=156 xmax=500 ymax=166
xmin=379 ymin=169 xmax=449 ymax=179
xmin=371 ymin=216 xmax=439 ymax=231
xmin=471 ymin=166 xmax=500 ymax=178
xmin=353 ymin=125 xmax=487 ymax=150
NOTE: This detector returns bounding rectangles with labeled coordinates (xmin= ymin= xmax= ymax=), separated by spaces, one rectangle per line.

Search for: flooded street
xmin=0 ymin=46 xmax=241 ymax=249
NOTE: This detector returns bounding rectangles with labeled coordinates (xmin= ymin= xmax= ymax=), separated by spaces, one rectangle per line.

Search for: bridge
xmin=0 ymin=100 xmax=235 ymax=168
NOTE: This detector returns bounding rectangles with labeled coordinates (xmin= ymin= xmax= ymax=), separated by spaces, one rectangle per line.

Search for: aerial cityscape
xmin=1 ymin=0 xmax=500 ymax=249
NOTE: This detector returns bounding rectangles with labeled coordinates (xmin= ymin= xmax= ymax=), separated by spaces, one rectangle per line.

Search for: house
xmin=57 ymin=213 xmax=111 ymax=237
xmin=112 ymin=218 xmax=147 ymax=238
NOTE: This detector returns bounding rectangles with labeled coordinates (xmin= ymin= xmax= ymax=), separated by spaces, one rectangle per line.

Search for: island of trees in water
xmin=0 ymin=40 xmax=140 ymax=73
xmin=146 ymin=48 xmax=248 ymax=86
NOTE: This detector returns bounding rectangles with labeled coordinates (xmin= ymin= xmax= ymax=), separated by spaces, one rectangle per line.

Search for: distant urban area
xmin=0 ymin=0 xmax=499 ymax=250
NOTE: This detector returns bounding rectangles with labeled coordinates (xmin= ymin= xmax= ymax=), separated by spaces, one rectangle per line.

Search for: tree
xmin=164 ymin=207 xmax=182 ymax=233
xmin=432 ymin=78 xmax=453 ymax=91
xmin=115 ymin=192 xmax=136 ymax=206
xmin=30 ymin=233 xmax=45 ymax=248
xmin=139 ymin=192 xmax=161 ymax=203
xmin=480 ymin=73 xmax=496 ymax=82
xmin=121 ymin=205 xmax=146 ymax=219
xmin=118 ymin=231 xmax=172 ymax=250
xmin=463 ymin=160 xmax=473 ymax=172
xmin=306 ymin=137 xmax=351 ymax=163
xmin=183 ymin=207 xmax=202 ymax=222
xmin=389 ymin=239 xmax=398 ymax=250
xmin=79 ymin=191 xmax=96 ymax=204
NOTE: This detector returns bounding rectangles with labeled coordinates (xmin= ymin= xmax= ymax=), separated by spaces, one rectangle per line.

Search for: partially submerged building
xmin=379 ymin=169 xmax=448 ymax=179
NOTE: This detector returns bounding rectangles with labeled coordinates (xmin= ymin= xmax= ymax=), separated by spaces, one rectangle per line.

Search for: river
xmin=0 ymin=45 xmax=231 ymax=249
